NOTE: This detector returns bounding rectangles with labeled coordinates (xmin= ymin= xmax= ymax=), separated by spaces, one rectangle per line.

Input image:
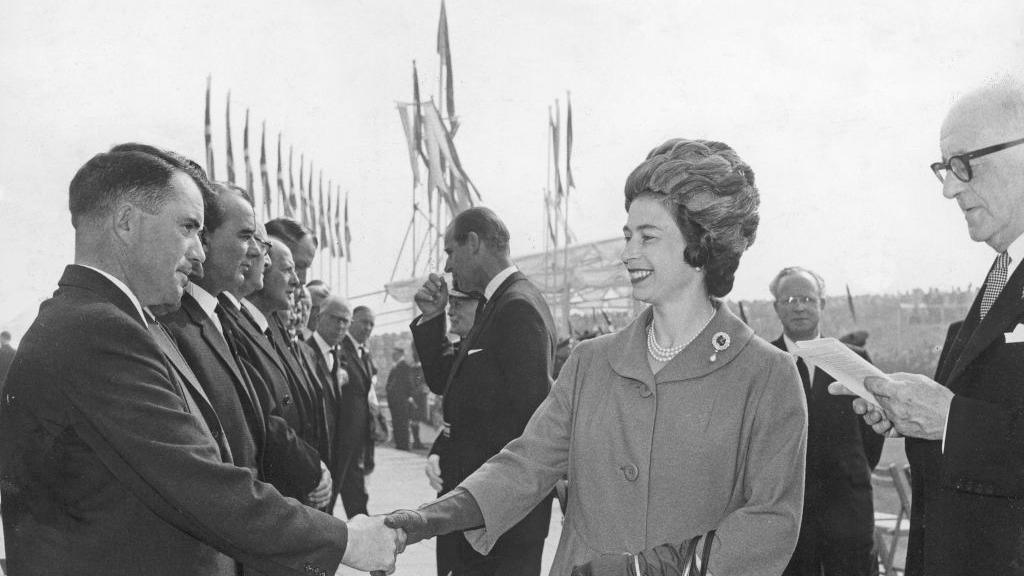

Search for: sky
xmin=3 ymin=0 xmax=1024 ymax=337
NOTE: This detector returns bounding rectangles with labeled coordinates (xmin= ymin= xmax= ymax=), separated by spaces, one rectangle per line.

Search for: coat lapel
xmin=945 ymin=263 xmax=1024 ymax=388
xmin=60 ymin=265 xmax=147 ymax=328
xmin=180 ymin=294 xmax=252 ymax=402
xmin=443 ymin=272 xmax=522 ymax=393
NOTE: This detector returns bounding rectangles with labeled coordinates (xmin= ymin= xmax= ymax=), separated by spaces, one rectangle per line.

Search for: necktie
xmin=360 ymin=346 xmax=372 ymax=376
xmin=796 ymin=357 xmax=811 ymax=393
xmin=980 ymin=252 xmax=1011 ymax=319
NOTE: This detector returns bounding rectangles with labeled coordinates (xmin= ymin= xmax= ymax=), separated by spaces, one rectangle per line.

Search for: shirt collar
xmin=220 ymin=291 xmax=241 ymax=310
xmin=1004 ymin=233 xmax=1024 ymax=278
xmin=79 ymin=264 xmax=146 ymax=325
xmin=185 ymin=283 xmax=220 ymax=321
xmin=346 ymin=332 xmax=365 ymax=351
xmin=241 ymin=298 xmax=270 ymax=333
xmin=484 ymin=265 xmax=518 ymax=301
xmin=312 ymin=331 xmax=333 ymax=358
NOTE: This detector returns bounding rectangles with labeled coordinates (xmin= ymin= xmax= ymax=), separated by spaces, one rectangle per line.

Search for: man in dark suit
xmin=770 ymin=266 xmax=883 ymax=576
xmin=158 ymin=181 xmax=329 ymax=508
xmin=0 ymin=144 xmax=401 ymax=575
xmin=338 ymin=305 xmax=379 ymax=517
xmin=411 ymin=206 xmax=557 ymax=576
xmin=386 ymin=347 xmax=416 ymax=451
xmin=306 ymin=294 xmax=353 ymax=512
xmin=839 ymin=78 xmax=1024 ymax=576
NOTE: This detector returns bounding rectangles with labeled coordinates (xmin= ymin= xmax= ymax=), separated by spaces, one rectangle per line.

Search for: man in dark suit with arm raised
xmin=411 ymin=206 xmax=557 ymax=576
xmin=770 ymin=266 xmax=883 ymax=576
xmin=0 ymin=144 xmax=401 ymax=575
xmin=836 ymin=77 xmax=1024 ymax=576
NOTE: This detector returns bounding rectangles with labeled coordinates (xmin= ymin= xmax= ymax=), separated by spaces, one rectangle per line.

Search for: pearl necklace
xmin=646 ymin=312 xmax=715 ymax=362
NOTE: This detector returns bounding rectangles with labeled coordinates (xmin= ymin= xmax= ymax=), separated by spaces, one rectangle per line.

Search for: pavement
xmin=335 ymin=427 xmax=564 ymax=575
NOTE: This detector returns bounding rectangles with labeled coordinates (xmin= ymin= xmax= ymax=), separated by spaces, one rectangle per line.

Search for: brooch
xmin=709 ymin=332 xmax=731 ymax=362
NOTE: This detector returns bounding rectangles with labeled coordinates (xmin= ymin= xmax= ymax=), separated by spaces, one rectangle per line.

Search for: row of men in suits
xmin=0 ymin=143 xmax=401 ymax=574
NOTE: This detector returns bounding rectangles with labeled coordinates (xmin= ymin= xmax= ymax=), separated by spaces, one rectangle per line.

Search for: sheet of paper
xmin=792 ymin=337 xmax=886 ymax=408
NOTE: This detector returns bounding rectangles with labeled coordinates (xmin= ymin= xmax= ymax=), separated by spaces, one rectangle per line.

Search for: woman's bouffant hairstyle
xmin=624 ymin=139 xmax=760 ymax=298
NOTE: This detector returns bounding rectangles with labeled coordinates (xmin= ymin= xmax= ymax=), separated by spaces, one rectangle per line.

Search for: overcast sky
xmin=3 ymin=0 xmax=1024 ymax=335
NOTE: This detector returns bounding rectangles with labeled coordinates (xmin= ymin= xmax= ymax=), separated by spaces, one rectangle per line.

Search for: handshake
xmin=340 ymin=509 xmax=439 ymax=574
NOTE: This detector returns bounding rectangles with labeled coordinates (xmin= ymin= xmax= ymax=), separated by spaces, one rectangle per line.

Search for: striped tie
xmin=980 ymin=252 xmax=1011 ymax=319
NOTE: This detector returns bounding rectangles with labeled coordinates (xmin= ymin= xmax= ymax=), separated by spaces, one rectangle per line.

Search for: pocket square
xmin=1005 ymin=324 xmax=1024 ymax=344
xmin=468 ymin=348 xmax=484 ymax=356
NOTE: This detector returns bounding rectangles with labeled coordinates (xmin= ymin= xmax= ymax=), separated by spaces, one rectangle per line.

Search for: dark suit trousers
xmin=338 ymin=455 xmax=368 ymax=518
xmin=782 ymin=514 xmax=875 ymax=576
xmin=437 ymin=533 xmax=543 ymax=576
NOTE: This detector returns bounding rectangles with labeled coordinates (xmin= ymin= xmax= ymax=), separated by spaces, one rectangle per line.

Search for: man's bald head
xmin=316 ymin=294 xmax=352 ymax=346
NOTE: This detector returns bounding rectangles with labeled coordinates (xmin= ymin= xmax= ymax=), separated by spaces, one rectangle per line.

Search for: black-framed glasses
xmin=257 ymin=239 xmax=272 ymax=256
xmin=777 ymin=296 xmax=819 ymax=307
xmin=930 ymin=136 xmax=1024 ymax=183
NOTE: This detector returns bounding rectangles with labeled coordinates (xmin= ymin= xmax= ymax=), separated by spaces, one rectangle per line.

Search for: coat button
xmin=621 ymin=464 xmax=639 ymax=482
xmin=636 ymin=384 xmax=653 ymax=398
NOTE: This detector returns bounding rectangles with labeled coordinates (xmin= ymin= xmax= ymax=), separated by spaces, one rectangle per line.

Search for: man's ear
xmin=112 ymin=203 xmax=136 ymax=243
xmin=466 ymin=231 xmax=481 ymax=254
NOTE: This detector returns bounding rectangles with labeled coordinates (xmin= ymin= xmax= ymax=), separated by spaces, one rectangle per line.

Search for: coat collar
xmin=946 ymin=260 xmax=1024 ymax=386
xmin=609 ymin=302 xmax=754 ymax=386
xmin=60 ymin=264 xmax=147 ymax=327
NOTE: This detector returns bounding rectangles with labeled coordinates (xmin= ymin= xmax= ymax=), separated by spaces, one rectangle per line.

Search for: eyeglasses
xmin=251 ymin=238 xmax=272 ymax=256
xmin=930 ymin=136 xmax=1024 ymax=183
xmin=777 ymin=296 xmax=819 ymax=307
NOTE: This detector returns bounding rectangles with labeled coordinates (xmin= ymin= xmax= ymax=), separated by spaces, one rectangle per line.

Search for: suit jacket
xmin=905 ymin=258 xmax=1024 ymax=576
xmin=160 ymin=292 xmax=320 ymax=501
xmin=0 ymin=265 xmax=346 ymax=576
xmin=266 ymin=312 xmax=329 ymax=456
xmin=411 ymin=271 xmax=557 ymax=547
xmin=336 ymin=335 xmax=374 ymax=451
xmin=159 ymin=291 xmax=262 ymax=473
xmin=216 ymin=297 xmax=324 ymax=489
xmin=304 ymin=335 xmax=346 ymax=479
xmin=772 ymin=337 xmax=883 ymax=543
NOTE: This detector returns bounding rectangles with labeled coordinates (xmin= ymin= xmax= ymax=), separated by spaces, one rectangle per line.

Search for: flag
xmin=544 ymin=189 xmax=557 ymax=245
xmin=334 ymin=187 xmax=343 ymax=259
xmin=398 ymin=104 xmax=421 ymax=188
xmin=319 ymin=171 xmax=328 ymax=251
xmin=276 ymin=133 xmax=286 ymax=217
xmin=550 ymin=104 xmax=563 ymax=199
xmin=243 ymin=109 xmax=254 ymax=198
xmin=325 ymin=186 xmax=335 ymax=258
xmin=307 ymin=165 xmax=315 ymax=231
xmin=566 ymin=92 xmax=575 ymax=190
xmin=298 ymin=154 xmax=306 ymax=226
xmin=318 ymin=178 xmax=327 ymax=250
xmin=225 ymin=92 xmax=236 ymax=184
xmin=413 ymin=61 xmax=423 ymax=159
xmin=437 ymin=1 xmax=456 ymax=132
xmin=846 ymin=284 xmax=858 ymax=323
xmin=344 ymin=191 xmax=351 ymax=262
xmin=259 ymin=121 xmax=271 ymax=218
xmin=204 ymin=75 xmax=216 ymax=180
xmin=286 ymin=147 xmax=295 ymax=218
xmin=421 ymin=101 xmax=478 ymax=213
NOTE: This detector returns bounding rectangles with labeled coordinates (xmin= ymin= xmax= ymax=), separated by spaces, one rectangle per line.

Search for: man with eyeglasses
xmin=769 ymin=267 xmax=883 ymax=576
xmin=834 ymin=77 xmax=1024 ymax=576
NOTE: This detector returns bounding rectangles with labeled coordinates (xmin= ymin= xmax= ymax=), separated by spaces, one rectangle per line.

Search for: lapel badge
xmin=709 ymin=332 xmax=731 ymax=362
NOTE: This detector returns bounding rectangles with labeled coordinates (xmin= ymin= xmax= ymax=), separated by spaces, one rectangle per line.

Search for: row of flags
xmin=545 ymin=94 xmax=575 ymax=247
xmin=203 ymin=77 xmax=351 ymax=261
xmin=396 ymin=1 xmax=479 ymax=218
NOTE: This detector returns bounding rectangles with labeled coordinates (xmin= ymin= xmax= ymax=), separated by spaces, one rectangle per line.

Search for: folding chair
xmin=873 ymin=463 xmax=910 ymax=575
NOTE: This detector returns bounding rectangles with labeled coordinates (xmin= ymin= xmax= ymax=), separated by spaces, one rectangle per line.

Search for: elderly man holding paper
xmin=833 ymin=77 xmax=1024 ymax=576
xmin=770 ymin=266 xmax=884 ymax=576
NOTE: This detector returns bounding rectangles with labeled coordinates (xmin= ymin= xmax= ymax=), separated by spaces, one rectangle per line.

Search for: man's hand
xmin=862 ymin=373 xmax=954 ymax=440
xmin=384 ymin=509 xmax=433 ymax=546
xmin=341 ymin=514 xmax=406 ymax=573
xmin=307 ymin=462 xmax=332 ymax=510
xmin=828 ymin=382 xmax=896 ymax=436
xmin=425 ymin=453 xmax=442 ymax=492
xmin=414 ymin=273 xmax=448 ymax=320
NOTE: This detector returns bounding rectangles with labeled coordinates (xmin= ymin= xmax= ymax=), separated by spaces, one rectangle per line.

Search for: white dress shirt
xmin=783 ymin=333 xmax=819 ymax=384
xmin=484 ymin=265 xmax=518 ymax=301
xmin=241 ymin=299 xmax=270 ymax=334
xmin=185 ymin=283 xmax=223 ymax=336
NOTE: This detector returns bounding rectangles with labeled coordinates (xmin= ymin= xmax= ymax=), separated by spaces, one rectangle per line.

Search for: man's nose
xmin=188 ymin=236 xmax=206 ymax=264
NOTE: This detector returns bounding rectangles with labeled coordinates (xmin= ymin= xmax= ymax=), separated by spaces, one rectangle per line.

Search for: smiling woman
xmin=383 ymin=138 xmax=808 ymax=576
